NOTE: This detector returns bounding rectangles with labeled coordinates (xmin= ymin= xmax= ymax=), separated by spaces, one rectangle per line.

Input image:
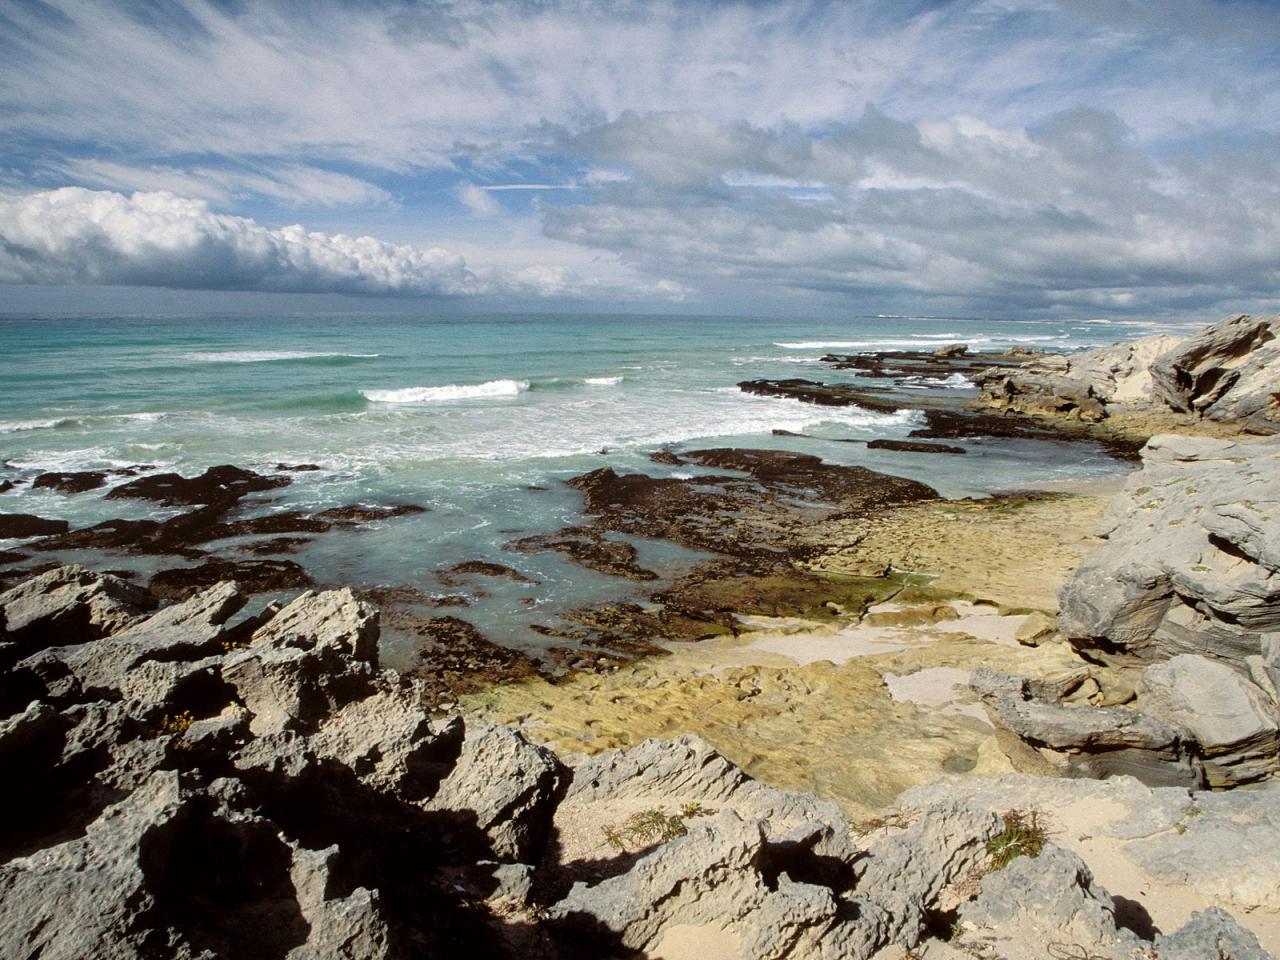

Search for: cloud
xmin=541 ymin=107 xmax=1280 ymax=315
xmin=0 ymin=187 xmax=476 ymax=295
xmin=453 ymin=182 xmax=501 ymax=217
xmin=0 ymin=187 xmax=686 ymax=301
xmin=58 ymin=160 xmax=394 ymax=207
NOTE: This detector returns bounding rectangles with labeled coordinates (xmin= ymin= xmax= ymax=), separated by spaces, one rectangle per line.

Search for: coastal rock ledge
xmin=0 ymin=566 xmax=1273 ymax=959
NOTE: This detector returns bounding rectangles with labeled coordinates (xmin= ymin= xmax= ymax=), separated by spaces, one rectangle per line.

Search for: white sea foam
xmin=897 ymin=373 xmax=974 ymax=389
xmin=361 ymin=379 xmax=530 ymax=403
xmin=0 ymin=417 xmax=78 ymax=434
xmin=584 ymin=376 xmax=623 ymax=386
xmin=774 ymin=334 xmax=1069 ymax=350
xmin=183 ymin=351 xmax=379 ymax=363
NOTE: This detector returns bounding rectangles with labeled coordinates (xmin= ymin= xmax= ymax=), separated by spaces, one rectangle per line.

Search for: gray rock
xmin=976 ymin=333 xmax=1182 ymax=419
xmin=222 ymin=588 xmax=380 ymax=735
xmin=1141 ymin=654 xmax=1279 ymax=786
xmin=0 ymin=771 xmax=186 ymax=960
xmin=1155 ymin=907 xmax=1277 ymax=960
xmin=287 ymin=845 xmax=397 ymax=960
xmin=1150 ymin=313 xmax=1280 ymax=430
xmin=850 ymin=800 xmax=1002 ymax=952
xmin=425 ymin=720 xmax=561 ymax=862
xmin=971 ymin=668 xmax=1202 ymax=787
xmin=1060 ymin=434 xmax=1280 ymax=664
xmin=0 ymin=564 xmax=152 ymax=652
xmin=564 ymin=733 xmax=856 ymax=861
xmin=956 ymin=844 xmax=1142 ymax=960
xmin=549 ymin=810 xmax=853 ymax=960
xmin=22 ymin=581 xmax=245 ymax=698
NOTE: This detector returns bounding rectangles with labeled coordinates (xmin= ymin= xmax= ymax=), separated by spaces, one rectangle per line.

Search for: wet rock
xmin=1150 ymin=314 xmax=1280 ymax=430
xmin=1059 ymin=434 xmax=1280 ymax=664
xmin=313 ymin=503 xmax=428 ymax=525
xmin=0 ymin=479 xmax=14 ymax=493
xmin=32 ymin=471 xmax=109 ymax=494
xmin=148 ymin=557 xmax=312 ymax=600
xmin=106 ymin=464 xmax=290 ymax=505
xmin=971 ymin=668 xmax=1203 ymax=787
xmin=739 ymin=378 xmax=905 ymax=412
xmin=505 ymin=526 xmax=657 ymax=581
xmin=648 ymin=449 xmax=684 ymax=465
xmin=0 ymin=513 xmax=70 ymax=538
xmin=866 ymin=438 xmax=965 ymax=455
xmin=275 ymin=463 xmax=323 ymax=472
xmin=437 ymin=560 xmax=538 ymax=587
xmin=1140 ymin=654 xmax=1280 ymax=786
xmin=0 ymin=549 xmax=27 ymax=566
xmin=400 ymin=614 xmax=545 ymax=709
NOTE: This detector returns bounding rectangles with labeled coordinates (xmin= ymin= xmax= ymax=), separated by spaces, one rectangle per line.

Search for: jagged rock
xmin=549 ymin=811 xmax=853 ymax=960
xmin=308 ymin=681 xmax=441 ymax=797
xmin=425 ymin=721 xmax=561 ymax=862
xmin=1150 ymin=313 xmax=1280 ymax=430
xmin=933 ymin=343 xmax=968 ymax=358
xmin=222 ymin=589 xmax=380 ymax=735
xmin=971 ymin=668 xmax=1202 ymax=787
xmin=563 ymin=734 xmax=855 ymax=863
xmin=1155 ymin=907 xmax=1276 ymax=960
xmin=20 ymin=581 xmax=246 ymax=699
xmin=1060 ymin=434 xmax=1280 ymax=664
xmin=105 ymin=463 xmax=290 ymax=505
xmin=287 ymin=845 xmax=396 ymax=960
xmin=955 ymin=844 xmax=1143 ymax=959
xmin=901 ymin=773 xmax=1280 ymax=934
xmin=0 ymin=771 xmax=189 ymax=960
xmin=849 ymin=800 xmax=1002 ymax=952
xmin=1140 ymin=654 xmax=1280 ymax=786
xmin=976 ymin=333 xmax=1181 ymax=420
xmin=0 ymin=564 xmax=154 ymax=653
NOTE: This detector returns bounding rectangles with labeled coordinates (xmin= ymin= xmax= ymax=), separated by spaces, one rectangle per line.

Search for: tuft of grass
xmin=986 ymin=809 xmax=1049 ymax=870
xmin=602 ymin=804 xmax=710 ymax=852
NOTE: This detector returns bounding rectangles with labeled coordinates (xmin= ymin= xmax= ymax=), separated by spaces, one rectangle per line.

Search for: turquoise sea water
xmin=0 ymin=312 xmax=1192 ymax=661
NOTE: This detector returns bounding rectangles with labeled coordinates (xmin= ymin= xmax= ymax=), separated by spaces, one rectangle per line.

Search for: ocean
xmin=0 ymin=312 xmax=1191 ymax=663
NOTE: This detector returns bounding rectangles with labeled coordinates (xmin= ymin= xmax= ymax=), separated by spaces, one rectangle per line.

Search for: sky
xmin=1 ymin=0 xmax=1279 ymax=319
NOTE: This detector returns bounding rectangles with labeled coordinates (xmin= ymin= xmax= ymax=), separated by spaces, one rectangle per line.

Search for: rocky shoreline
xmin=2 ymin=313 xmax=1278 ymax=957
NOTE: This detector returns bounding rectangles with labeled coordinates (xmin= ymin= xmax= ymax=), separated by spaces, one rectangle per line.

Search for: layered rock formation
xmin=3 ymin=565 xmax=1269 ymax=958
xmin=977 ymin=432 xmax=1280 ymax=788
xmin=977 ymin=313 xmax=1279 ymax=432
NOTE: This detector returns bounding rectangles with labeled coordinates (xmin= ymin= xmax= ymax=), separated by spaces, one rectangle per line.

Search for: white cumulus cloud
xmin=0 ymin=188 xmax=477 ymax=295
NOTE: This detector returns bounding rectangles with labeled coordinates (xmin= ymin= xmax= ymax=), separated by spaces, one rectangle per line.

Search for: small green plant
xmin=221 ymin=638 xmax=249 ymax=652
xmin=986 ymin=809 xmax=1049 ymax=870
xmin=157 ymin=710 xmax=195 ymax=737
xmin=601 ymin=805 xmax=700 ymax=852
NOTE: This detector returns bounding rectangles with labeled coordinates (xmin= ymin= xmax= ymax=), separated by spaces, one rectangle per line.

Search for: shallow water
xmin=1 ymin=312 xmax=1177 ymax=657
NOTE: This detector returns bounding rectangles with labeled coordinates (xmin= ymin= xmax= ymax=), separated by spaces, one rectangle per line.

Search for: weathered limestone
xmin=1059 ymin=433 xmax=1280 ymax=665
xmin=0 ymin=564 xmax=153 ymax=652
xmin=1150 ymin=313 xmax=1280 ymax=430
xmin=971 ymin=668 xmax=1203 ymax=787
xmin=1141 ymin=654 xmax=1280 ymax=787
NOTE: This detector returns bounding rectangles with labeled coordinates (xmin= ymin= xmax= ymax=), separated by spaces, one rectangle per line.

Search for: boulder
xmin=955 ymin=844 xmax=1143 ymax=959
xmin=1155 ymin=907 xmax=1275 ymax=960
xmin=0 ymin=565 xmax=153 ymax=653
xmin=1140 ymin=654 xmax=1280 ymax=786
xmin=424 ymin=721 xmax=562 ymax=862
xmin=222 ymin=589 xmax=380 ymax=735
xmin=1059 ymin=434 xmax=1280 ymax=664
xmin=0 ymin=513 xmax=71 ymax=538
xmin=971 ymin=668 xmax=1203 ymax=787
xmin=1150 ymin=313 xmax=1280 ymax=430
